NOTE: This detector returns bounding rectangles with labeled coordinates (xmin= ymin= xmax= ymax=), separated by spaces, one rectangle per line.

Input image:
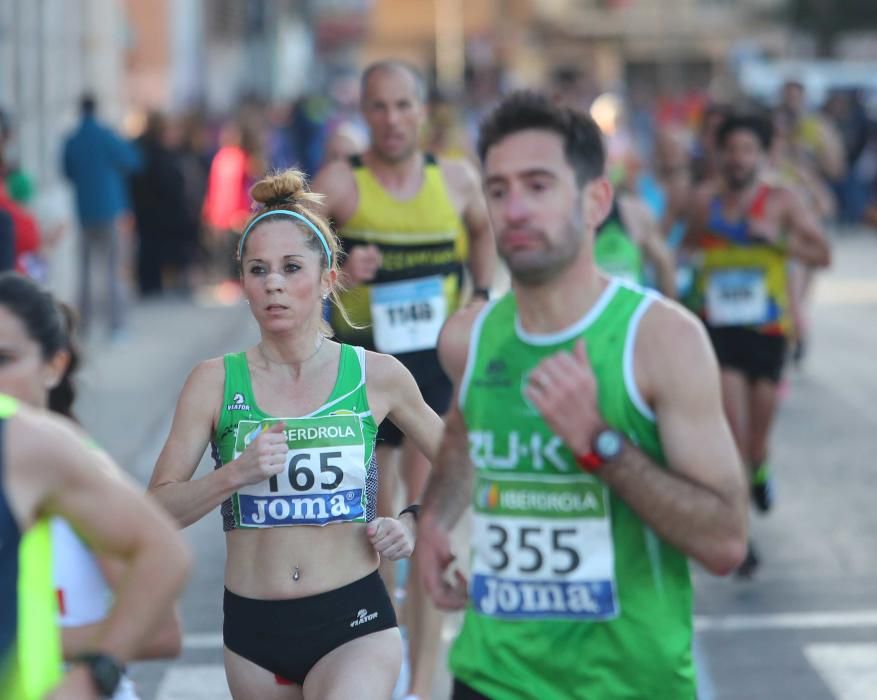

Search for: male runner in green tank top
xmin=594 ymin=193 xmax=676 ymax=297
xmin=418 ymin=92 xmax=749 ymax=699
xmin=313 ymin=60 xmax=494 ymax=700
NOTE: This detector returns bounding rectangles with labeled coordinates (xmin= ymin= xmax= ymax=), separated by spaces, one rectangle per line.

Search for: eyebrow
xmin=485 ymin=168 xmax=558 ymax=185
xmin=245 ymin=254 xmax=306 ymax=264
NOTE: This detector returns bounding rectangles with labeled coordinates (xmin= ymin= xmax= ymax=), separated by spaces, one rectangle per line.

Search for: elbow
xmin=819 ymin=247 xmax=832 ymax=269
xmin=155 ymin=613 xmax=184 ymax=659
xmin=700 ymin=533 xmax=748 ymax=577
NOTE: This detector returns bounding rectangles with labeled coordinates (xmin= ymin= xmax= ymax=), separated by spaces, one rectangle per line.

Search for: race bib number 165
xmin=231 ymin=415 xmax=366 ymax=528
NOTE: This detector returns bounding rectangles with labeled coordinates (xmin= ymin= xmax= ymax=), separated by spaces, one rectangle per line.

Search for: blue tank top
xmin=0 ymin=414 xmax=21 ymax=670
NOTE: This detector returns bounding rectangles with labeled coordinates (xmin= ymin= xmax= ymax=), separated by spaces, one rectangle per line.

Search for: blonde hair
xmin=240 ymin=169 xmax=353 ymax=337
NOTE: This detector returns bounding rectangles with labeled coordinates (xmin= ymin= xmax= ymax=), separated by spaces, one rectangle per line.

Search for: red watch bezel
xmin=576 ymin=451 xmax=604 ymax=473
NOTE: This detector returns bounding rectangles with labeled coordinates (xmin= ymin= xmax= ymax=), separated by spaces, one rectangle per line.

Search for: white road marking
xmin=695 ymin=610 xmax=877 ymax=632
xmin=156 ymin=664 xmax=231 ymax=700
xmin=804 ymin=644 xmax=877 ymax=700
xmin=182 ymin=632 xmax=224 ymax=649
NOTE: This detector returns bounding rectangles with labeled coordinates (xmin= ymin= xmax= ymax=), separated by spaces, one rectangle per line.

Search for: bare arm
xmin=526 ymin=301 xmax=748 ymax=575
xmin=418 ymin=305 xmax=483 ymax=609
xmin=450 ymin=159 xmax=495 ymax=292
xmin=62 ymin=556 xmax=183 ymax=661
xmin=312 ymin=157 xmax=381 ymax=288
xmin=621 ymin=196 xmax=676 ymax=298
xmin=148 ymin=360 xmax=240 ymax=527
xmin=606 ymin=304 xmax=747 ymax=573
xmin=368 ymin=352 xmax=444 ymax=465
xmin=9 ymin=410 xmax=190 ymax=664
xmin=420 ymin=399 xmax=473 ymax=531
xmin=311 ymin=158 xmax=358 ymax=228
xmin=148 ymin=360 xmax=288 ymax=528
xmin=783 ymin=189 xmax=831 ymax=268
xmin=815 ymin=119 xmax=846 ymax=181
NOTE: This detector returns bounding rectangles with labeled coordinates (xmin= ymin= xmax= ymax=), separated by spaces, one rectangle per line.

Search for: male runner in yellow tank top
xmin=313 ymin=60 xmax=494 ymax=700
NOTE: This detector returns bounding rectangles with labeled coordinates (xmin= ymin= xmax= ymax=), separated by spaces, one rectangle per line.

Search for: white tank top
xmin=51 ymin=518 xmax=141 ymax=700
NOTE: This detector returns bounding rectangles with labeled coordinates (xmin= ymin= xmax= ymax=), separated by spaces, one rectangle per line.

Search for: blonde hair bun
xmin=249 ymin=169 xmax=323 ymax=208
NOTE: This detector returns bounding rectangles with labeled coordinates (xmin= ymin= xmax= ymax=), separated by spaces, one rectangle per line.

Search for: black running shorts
xmin=376 ymin=348 xmax=452 ymax=448
xmin=706 ymin=325 xmax=787 ymax=384
xmin=223 ymin=569 xmax=397 ymax=685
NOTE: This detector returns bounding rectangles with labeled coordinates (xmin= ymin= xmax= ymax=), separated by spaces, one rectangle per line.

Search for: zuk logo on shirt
xmin=227 ymin=392 xmax=251 ymax=412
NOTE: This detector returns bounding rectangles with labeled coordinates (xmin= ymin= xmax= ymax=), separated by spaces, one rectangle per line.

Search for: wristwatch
xmin=72 ymin=653 xmax=124 ymax=698
xmin=576 ymin=429 xmax=624 ymax=473
xmin=472 ymin=287 xmax=490 ymax=300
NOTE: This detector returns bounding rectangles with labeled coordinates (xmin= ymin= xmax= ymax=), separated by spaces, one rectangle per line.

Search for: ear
xmin=43 ymin=349 xmax=71 ymax=391
xmin=322 ymin=268 xmax=338 ymax=298
xmin=584 ymin=176 xmax=614 ymax=232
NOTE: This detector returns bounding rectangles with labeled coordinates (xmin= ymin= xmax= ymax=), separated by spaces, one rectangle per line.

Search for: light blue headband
xmin=238 ymin=210 xmax=332 ymax=265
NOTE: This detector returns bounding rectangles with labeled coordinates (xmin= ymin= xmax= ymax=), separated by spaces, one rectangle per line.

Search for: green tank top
xmin=451 ymin=280 xmax=696 ymax=699
xmin=211 ymin=344 xmax=379 ymax=531
xmin=594 ymin=200 xmax=645 ymax=285
xmin=331 ymin=154 xmax=467 ymax=354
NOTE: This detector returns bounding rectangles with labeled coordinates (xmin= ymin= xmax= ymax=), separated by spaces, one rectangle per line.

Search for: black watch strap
xmin=72 ymin=653 xmax=124 ymax=698
xmin=398 ymin=504 xmax=421 ymax=521
xmin=472 ymin=287 xmax=490 ymax=300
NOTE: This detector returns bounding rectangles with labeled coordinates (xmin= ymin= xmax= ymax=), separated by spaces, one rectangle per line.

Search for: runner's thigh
xmin=302 ymin=627 xmax=402 ymax=700
xmin=224 ymin=646 xmax=303 ymax=700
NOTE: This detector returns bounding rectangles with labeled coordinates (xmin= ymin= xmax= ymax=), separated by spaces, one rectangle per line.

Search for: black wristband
xmin=473 ymin=287 xmax=490 ymax=300
xmin=398 ymin=504 xmax=421 ymax=521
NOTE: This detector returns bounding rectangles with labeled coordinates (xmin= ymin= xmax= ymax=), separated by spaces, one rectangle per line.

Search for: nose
xmin=385 ymin=106 xmax=401 ymax=128
xmin=502 ymin=186 xmax=531 ymax=225
xmin=265 ymin=271 xmax=284 ymax=292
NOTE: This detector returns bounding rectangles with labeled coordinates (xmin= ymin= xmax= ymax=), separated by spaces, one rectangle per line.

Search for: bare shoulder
xmin=176 ymin=357 xmax=226 ymax=426
xmin=692 ymin=181 xmax=718 ymax=208
xmin=363 ymin=350 xmax=409 ymax=389
xmin=438 ymin=301 xmax=488 ymax=384
xmin=438 ymin=156 xmax=481 ymax=204
xmin=618 ymin=192 xmax=651 ymax=220
xmin=618 ymin=194 xmax=656 ymax=237
xmin=184 ymin=357 xmax=225 ymax=394
xmin=439 ymin=156 xmax=479 ymax=184
xmin=311 ymin=158 xmax=358 ymax=222
xmin=635 ymin=295 xmax=717 ymax=404
xmin=5 ymin=408 xmax=90 ymax=526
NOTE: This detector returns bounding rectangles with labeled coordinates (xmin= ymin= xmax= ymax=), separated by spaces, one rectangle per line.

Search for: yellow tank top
xmin=331 ymin=154 xmax=467 ymax=353
xmin=696 ymin=185 xmax=790 ymax=335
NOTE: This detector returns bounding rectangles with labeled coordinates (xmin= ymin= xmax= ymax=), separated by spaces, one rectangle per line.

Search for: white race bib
xmin=370 ymin=275 xmax=446 ymax=354
xmin=232 ymin=415 xmax=366 ymax=528
xmin=706 ymin=268 xmax=768 ymax=326
xmin=469 ymin=474 xmax=619 ymax=621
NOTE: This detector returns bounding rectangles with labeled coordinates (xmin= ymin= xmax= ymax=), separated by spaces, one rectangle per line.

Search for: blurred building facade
xmin=0 ymin=0 xmax=127 ymax=190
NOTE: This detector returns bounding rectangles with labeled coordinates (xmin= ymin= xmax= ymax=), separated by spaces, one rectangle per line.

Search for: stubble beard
xmin=503 ymin=219 xmax=585 ymax=287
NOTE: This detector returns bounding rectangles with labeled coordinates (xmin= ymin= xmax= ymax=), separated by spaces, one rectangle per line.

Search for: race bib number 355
xmin=470 ymin=474 xmax=619 ymax=621
xmin=231 ymin=415 xmax=366 ymax=528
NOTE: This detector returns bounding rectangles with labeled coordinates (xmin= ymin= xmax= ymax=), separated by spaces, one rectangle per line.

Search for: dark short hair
xmin=716 ymin=114 xmax=774 ymax=152
xmin=477 ymin=91 xmax=606 ymax=186
xmin=361 ymin=61 xmax=426 ymax=102
xmin=80 ymin=94 xmax=97 ymax=116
